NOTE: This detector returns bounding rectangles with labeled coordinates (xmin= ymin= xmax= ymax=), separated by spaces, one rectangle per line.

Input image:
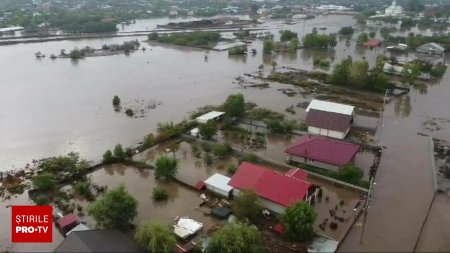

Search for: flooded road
xmin=338 ymin=65 xmax=450 ymax=251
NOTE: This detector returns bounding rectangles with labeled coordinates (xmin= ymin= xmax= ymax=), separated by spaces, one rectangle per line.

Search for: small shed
xmin=196 ymin=111 xmax=225 ymax=124
xmin=204 ymin=173 xmax=233 ymax=198
xmin=57 ymin=214 xmax=78 ymax=235
xmin=211 ymin=207 xmax=232 ymax=219
xmin=173 ymin=218 xmax=203 ymax=239
xmin=190 ymin=128 xmax=199 ymax=137
xmin=195 ymin=180 xmax=206 ymax=191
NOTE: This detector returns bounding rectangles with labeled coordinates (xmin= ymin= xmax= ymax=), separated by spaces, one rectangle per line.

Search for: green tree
xmin=258 ymin=64 xmax=264 ymax=73
xmin=112 ymin=96 xmax=120 ymax=106
xmin=280 ymin=30 xmax=298 ymax=42
xmin=338 ymin=165 xmax=364 ymax=185
xmin=143 ymin=133 xmax=155 ymax=148
xmin=369 ymin=31 xmax=376 ymax=38
xmin=212 ymin=144 xmax=230 ymax=159
xmin=103 ymin=149 xmax=114 ymax=163
xmin=69 ymin=48 xmax=84 ymax=59
xmin=113 ymin=144 xmax=126 ymax=161
xmin=224 ymin=94 xmax=245 ymax=118
xmin=32 ymin=174 xmax=55 ymax=192
xmin=88 ymin=184 xmax=138 ymax=231
xmin=152 ymin=187 xmax=168 ymax=201
xmin=207 ymin=222 xmax=266 ymax=253
xmin=357 ymin=32 xmax=369 ymax=44
xmin=281 ymin=201 xmax=317 ymax=242
xmin=198 ymin=121 xmax=218 ymax=140
xmin=271 ymin=60 xmax=278 ymax=70
xmin=135 ymin=222 xmax=176 ymax=253
xmin=401 ymin=62 xmax=421 ymax=88
xmin=350 ymin=60 xmax=369 ymax=87
xmin=330 ymin=57 xmax=353 ymax=86
xmin=263 ymin=39 xmax=274 ymax=54
xmin=154 ymin=156 xmax=178 ymax=181
xmin=338 ymin=26 xmax=354 ymax=35
xmin=233 ymin=190 xmax=260 ymax=224
xmin=289 ymin=37 xmax=299 ymax=53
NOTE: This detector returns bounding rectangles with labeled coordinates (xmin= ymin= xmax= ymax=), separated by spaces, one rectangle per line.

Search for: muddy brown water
xmin=0 ymin=14 xmax=449 ymax=252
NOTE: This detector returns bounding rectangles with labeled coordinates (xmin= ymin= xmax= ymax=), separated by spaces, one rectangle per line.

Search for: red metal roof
xmin=285 ymin=136 xmax=360 ymax=166
xmin=228 ymin=162 xmax=311 ymax=207
xmin=195 ymin=180 xmax=206 ymax=191
xmin=363 ymin=39 xmax=381 ymax=48
xmin=57 ymin=214 xmax=78 ymax=231
xmin=305 ymin=109 xmax=352 ymax=132
xmin=286 ymin=168 xmax=308 ymax=181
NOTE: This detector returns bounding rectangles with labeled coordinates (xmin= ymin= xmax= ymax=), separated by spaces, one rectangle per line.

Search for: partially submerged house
xmin=195 ymin=111 xmax=225 ymax=124
xmin=285 ymin=135 xmax=361 ymax=171
xmin=173 ymin=218 xmax=203 ymax=240
xmin=228 ymin=162 xmax=312 ymax=214
xmin=363 ymin=39 xmax=382 ymax=48
xmin=305 ymin=100 xmax=354 ymax=139
xmin=54 ymin=229 xmax=145 ymax=252
xmin=416 ymin=42 xmax=446 ymax=55
xmin=203 ymin=173 xmax=233 ymax=198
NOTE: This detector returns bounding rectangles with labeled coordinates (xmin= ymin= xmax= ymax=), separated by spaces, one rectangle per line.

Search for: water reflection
xmin=228 ymin=54 xmax=247 ymax=64
xmin=262 ymin=54 xmax=274 ymax=64
xmin=394 ymin=95 xmax=412 ymax=117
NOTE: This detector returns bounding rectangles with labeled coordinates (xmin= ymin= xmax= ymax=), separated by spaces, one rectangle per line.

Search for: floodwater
xmin=0 ymin=13 xmax=449 ymax=252
xmin=76 ymin=163 xmax=226 ymax=235
xmin=338 ymin=63 xmax=450 ymax=251
xmin=1 ymin=14 xmax=392 ymax=172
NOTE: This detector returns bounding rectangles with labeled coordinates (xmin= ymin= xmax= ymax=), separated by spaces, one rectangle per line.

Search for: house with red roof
xmin=363 ymin=39 xmax=382 ymax=48
xmin=228 ymin=162 xmax=312 ymax=214
xmin=285 ymin=135 xmax=360 ymax=171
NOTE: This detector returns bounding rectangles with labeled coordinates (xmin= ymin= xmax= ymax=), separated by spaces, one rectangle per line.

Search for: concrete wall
xmin=308 ymin=126 xmax=347 ymax=139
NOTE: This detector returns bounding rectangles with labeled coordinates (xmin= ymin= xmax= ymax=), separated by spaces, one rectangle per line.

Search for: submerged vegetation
xmin=148 ymin=31 xmax=221 ymax=48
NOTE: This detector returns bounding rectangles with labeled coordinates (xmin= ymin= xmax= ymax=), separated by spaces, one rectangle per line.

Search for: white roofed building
xmin=306 ymin=99 xmax=355 ymax=116
xmin=196 ymin=111 xmax=225 ymax=124
xmin=204 ymin=173 xmax=233 ymax=198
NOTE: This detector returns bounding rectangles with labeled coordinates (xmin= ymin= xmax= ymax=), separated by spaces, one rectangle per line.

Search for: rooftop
xmin=228 ymin=162 xmax=311 ymax=207
xmin=285 ymin=135 xmax=360 ymax=166
xmin=195 ymin=111 xmax=225 ymax=123
xmin=204 ymin=173 xmax=233 ymax=193
xmin=56 ymin=214 xmax=78 ymax=231
xmin=306 ymin=100 xmax=354 ymax=116
xmin=305 ymin=109 xmax=352 ymax=132
xmin=54 ymin=229 xmax=145 ymax=252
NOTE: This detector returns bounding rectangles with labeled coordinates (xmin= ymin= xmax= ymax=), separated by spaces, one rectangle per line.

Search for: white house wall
xmin=308 ymin=126 xmax=346 ymax=139
xmin=206 ymin=185 xmax=230 ymax=198
xmin=288 ymin=155 xmax=340 ymax=171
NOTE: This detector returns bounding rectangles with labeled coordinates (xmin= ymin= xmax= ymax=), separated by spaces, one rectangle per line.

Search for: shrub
xmin=240 ymin=154 xmax=258 ymax=164
xmin=227 ymin=164 xmax=238 ymax=175
xmin=213 ymin=144 xmax=231 ymax=159
xmin=74 ymin=180 xmax=93 ymax=200
xmin=203 ymin=152 xmax=213 ymax=165
xmin=154 ymin=156 xmax=178 ymax=181
xmin=143 ymin=133 xmax=155 ymax=147
xmin=125 ymin=108 xmax=134 ymax=117
xmin=152 ymin=187 xmax=169 ymax=201
xmin=112 ymin=96 xmax=120 ymax=106
xmin=103 ymin=149 xmax=114 ymax=163
xmin=35 ymin=194 xmax=50 ymax=206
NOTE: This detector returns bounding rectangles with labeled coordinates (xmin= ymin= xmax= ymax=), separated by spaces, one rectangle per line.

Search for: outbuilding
xmin=416 ymin=42 xmax=446 ymax=55
xmin=285 ymin=135 xmax=360 ymax=171
xmin=57 ymin=214 xmax=78 ymax=235
xmin=204 ymin=173 xmax=233 ymax=198
xmin=305 ymin=100 xmax=354 ymax=139
xmin=195 ymin=111 xmax=225 ymax=124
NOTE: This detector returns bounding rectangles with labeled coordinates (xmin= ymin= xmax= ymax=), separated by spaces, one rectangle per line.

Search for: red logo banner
xmin=12 ymin=206 xmax=52 ymax=243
